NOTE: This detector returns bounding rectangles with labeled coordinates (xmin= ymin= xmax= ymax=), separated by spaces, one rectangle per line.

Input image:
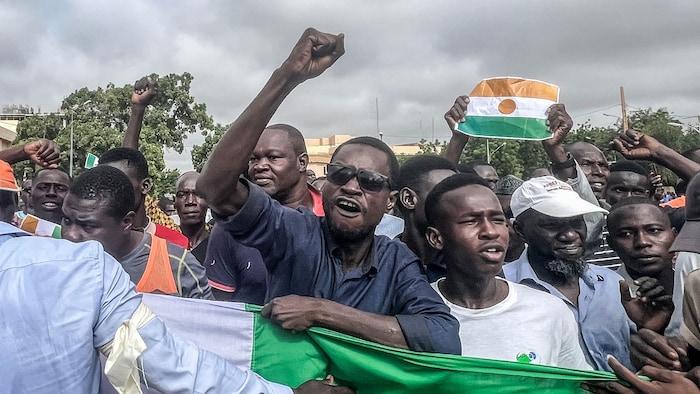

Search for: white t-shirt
xmin=432 ymin=277 xmax=592 ymax=370
xmin=668 ymin=251 xmax=700 ymax=336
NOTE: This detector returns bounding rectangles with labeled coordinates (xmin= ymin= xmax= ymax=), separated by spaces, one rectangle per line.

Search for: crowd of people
xmin=3 ymin=28 xmax=700 ymax=393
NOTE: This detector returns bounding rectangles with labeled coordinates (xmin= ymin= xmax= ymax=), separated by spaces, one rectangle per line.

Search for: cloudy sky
xmin=2 ymin=0 xmax=699 ymax=171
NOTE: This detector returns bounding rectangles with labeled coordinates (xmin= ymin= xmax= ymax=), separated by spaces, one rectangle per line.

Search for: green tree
xmin=191 ymin=123 xmax=229 ymax=172
xmin=13 ymin=72 xmax=212 ymax=197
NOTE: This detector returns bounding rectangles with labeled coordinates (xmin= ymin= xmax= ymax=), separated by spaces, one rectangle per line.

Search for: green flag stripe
xmin=457 ymin=116 xmax=551 ymax=140
xmin=251 ymin=310 xmax=328 ymax=388
xmin=308 ymin=327 xmax=617 ymax=393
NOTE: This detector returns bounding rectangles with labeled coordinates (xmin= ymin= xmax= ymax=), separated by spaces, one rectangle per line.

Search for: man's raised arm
xmin=197 ymin=28 xmax=344 ymax=217
xmin=0 ymin=139 xmax=60 ymax=168
xmin=123 ymin=75 xmax=158 ymax=149
xmin=612 ymin=129 xmax=700 ymax=181
xmin=443 ymin=96 xmax=470 ymax=164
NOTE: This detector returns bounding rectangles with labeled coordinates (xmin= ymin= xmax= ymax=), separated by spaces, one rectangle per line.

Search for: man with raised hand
xmin=204 ymin=123 xmax=323 ymax=303
xmin=0 ymin=160 xmax=352 ymax=394
xmin=198 ymin=28 xmax=460 ymax=354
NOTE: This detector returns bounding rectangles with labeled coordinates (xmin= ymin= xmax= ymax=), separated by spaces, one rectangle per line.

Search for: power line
xmin=570 ymin=104 xmax=620 ymax=119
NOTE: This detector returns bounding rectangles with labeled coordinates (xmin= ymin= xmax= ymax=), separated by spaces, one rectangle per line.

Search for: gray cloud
xmin=3 ymin=0 xmax=699 ymax=172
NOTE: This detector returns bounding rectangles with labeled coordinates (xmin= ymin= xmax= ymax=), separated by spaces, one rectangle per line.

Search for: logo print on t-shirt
xmin=516 ymin=352 xmax=538 ymax=364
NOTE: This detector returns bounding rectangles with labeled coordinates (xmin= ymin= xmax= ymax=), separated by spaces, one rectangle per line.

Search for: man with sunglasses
xmin=198 ymin=28 xmax=460 ymax=354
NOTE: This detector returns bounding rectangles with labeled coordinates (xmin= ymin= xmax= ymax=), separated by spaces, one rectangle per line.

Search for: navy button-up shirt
xmin=217 ymin=180 xmax=461 ymax=354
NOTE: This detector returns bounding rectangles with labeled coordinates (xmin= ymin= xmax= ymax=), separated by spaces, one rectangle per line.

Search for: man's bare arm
xmin=197 ymin=28 xmax=344 ymax=217
xmin=0 ymin=139 xmax=60 ymax=168
xmin=541 ymin=104 xmax=576 ymax=180
xmin=612 ymin=130 xmax=700 ymax=181
xmin=443 ymin=96 xmax=470 ymax=164
xmin=262 ymin=295 xmax=408 ymax=349
xmin=123 ymin=75 xmax=158 ymax=149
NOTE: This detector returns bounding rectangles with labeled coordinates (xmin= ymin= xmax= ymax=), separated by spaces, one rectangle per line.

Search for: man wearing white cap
xmin=504 ymin=176 xmax=668 ymax=372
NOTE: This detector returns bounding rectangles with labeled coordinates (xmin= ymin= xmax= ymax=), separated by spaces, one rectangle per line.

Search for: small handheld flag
xmin=85 ymin=153 xmax=99 ymax=169
xmin=456 ymin=77 xmax=559 ymax=140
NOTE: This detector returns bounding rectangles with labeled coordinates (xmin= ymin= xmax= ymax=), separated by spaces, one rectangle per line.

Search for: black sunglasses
xmin=326 ymin=164 xmax=390 ymax=192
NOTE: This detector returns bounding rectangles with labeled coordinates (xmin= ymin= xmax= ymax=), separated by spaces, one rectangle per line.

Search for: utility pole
xmin=620 ymin=86 xmax=629 ymax=131
xmin=375 ymin=98 xmax=380 ymax=140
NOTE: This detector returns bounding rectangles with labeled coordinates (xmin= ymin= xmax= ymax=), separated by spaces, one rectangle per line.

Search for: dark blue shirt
xmin=205 ymin=224 xmax=268 ymax=305
xmin=217 ymin=180 xmax=461 ymax=354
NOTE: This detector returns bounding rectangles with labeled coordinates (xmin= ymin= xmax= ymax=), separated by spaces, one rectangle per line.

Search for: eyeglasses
xmin=326 ymin=163 xmax=390 ymax=192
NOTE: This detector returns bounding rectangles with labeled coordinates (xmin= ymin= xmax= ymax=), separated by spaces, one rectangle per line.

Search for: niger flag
xmin=456 ymin=77 xmax=559 ymax=140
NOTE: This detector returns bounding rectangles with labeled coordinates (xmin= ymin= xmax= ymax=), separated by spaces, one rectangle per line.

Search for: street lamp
xmin=69 ymin=100 xmax=91 ymax=177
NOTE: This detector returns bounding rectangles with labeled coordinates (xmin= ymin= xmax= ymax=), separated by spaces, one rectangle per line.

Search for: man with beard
xmin=0 ymin=161 xmax=351 ymax=394
xmin=425 ymin=173 xmax=591 ymax=369
xmin=198 ymin=28 xmax=460 ymax=354
xmin=504 ymin=177 xmax=669 ymax=371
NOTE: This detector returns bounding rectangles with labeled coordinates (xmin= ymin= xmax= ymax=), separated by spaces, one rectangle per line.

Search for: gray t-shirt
xmin=120 ymin=231 xmax=214 ymax=300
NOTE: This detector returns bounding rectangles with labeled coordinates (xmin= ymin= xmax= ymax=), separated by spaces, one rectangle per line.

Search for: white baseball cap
xmin=511 ymin=176 xmax=608 ymax=219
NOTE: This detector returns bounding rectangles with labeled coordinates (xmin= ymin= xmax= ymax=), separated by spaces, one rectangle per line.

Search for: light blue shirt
xmin=0 ymin=222 xmax=291 ymax=394
xmin=503 ymin=249 xmax=635 ymax=371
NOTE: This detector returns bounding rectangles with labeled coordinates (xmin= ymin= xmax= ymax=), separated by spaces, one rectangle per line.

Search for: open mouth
xmin=556 ymin=245 xmax=581 ymax=255
xmin=589 ymin=182 xmax=605 ymax=191
xmin=479 ymin=245 xmax=506 ymax=262
xmin=41 ymin=201 xmax=60 ymax=210
xmin=336 ymin=198 xmax=361 ymax=217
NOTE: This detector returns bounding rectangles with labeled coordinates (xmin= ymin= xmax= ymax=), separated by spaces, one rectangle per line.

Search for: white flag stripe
xmin=142 ymin=294 xmax=255 ymax=369
xmin=466 ymin=96 xmax=555 ymax=118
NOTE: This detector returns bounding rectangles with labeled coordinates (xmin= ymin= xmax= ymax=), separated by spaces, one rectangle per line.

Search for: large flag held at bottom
xmin=102 ymin=294 xmax=619 ymax=393
xmin=456 ymin=77 xmax=559 ymax=140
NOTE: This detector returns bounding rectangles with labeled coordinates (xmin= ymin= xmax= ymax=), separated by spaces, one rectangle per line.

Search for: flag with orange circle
xmin=456 ymin=77 xmax=559 ymax=140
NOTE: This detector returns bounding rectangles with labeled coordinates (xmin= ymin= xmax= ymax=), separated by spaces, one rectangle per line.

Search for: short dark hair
xmin=396 ymin=155 xmax=457 ymax=215
xmin=331 ymin=136 xmax=400 ymax=190
xmin=397 ymin=155 xmax=457 ymax=191
xmin=609 ymin=161 xmax=647 ymax=177
xmin=266 ymin=123 xmax=307 ymax=156
xmin=607 ymin=196 xmax=668 ymax=228
xmin=100 ymin=148 xmax=150 ymax=180
xmin=69 ymin=166 xmax=135 ymax=219
xmin=34 ymin=168 xmax=71 ymax=182
xmin=158 ymin=196 xmax=174 ymax=210
xmin=425 ymin=173 xmax=491 ymax=226
xmin=456 ymin=163 xmax=478 ymax=175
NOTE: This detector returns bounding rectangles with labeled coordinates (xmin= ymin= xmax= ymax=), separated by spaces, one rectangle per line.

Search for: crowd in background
xmin=4 ymin=28 xmax=700 ymax=393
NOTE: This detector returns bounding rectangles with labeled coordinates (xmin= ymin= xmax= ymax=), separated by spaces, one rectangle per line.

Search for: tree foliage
xmin=13 ymin=72 xmax=214 ymax=197
xmin=191 ymin=123 xmax=229 ymax=172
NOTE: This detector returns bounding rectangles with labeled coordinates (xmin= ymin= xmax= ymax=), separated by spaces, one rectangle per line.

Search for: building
xmin=304 ymin=134 xmax=421 ymax=177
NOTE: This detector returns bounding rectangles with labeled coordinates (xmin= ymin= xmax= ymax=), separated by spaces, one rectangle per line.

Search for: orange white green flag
xmin=456 ymin=77 xmax=559 ymax=140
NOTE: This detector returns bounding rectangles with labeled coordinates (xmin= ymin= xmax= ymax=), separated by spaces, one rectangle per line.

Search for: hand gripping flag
xmin=102 ymin=294 xmax=621 ymax=394
xmin=457 ymin=77 xmax=559 ymax=140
